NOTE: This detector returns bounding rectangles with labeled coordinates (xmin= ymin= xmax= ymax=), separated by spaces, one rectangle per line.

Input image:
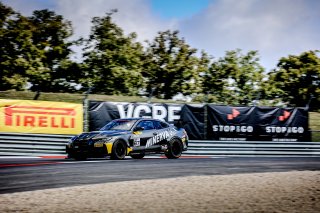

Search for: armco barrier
xmin=0 ymin=132 xmax=320 ymax=157
xmin=0 ymin=132 xmax=73 ymax=156
xmin=185 ymin=140 xmax=320 ymax=157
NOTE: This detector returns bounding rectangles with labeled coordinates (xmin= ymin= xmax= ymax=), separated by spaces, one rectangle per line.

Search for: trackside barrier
xmin=0 ymin=132 xmax=73 ymax=156
xmin=0 ymin=132 xmax=320 ymax=157
xmin=184 ymin=140 xmax=320 ymax=157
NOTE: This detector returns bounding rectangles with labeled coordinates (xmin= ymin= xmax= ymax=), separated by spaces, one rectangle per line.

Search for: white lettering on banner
xmin=168 ymin=106 xmax=181 ymax=122
xmin=219 ymin=138 xmax=247 ymax=141
xmin=212 ymin=125 xmax=254 ymax=133
xmin=266 ymin=126 xmax=304 ymax=134
xmin=133 ymin=105 xmax=151 ymax=118
xmin=116 ymin=104 xmax=181 ymax=122
xmin=117 ymin=104 xmax=134 ymax=118
xmin=152 ymin=105 xmax=167 ymax=121
xmin=272 ymin=138 xmax=298 ymax=142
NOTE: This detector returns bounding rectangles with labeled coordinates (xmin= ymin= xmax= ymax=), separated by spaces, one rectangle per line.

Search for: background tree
xmin=0 ymin=3 xmax=75 ymax=92
xmin=200 ymin=54 xmax=228 ymax=103
xmin=1 ymin=1 xmax=318 ymax=110
xmin=81 ymin=11 xmax=144 ymax=95
xmin=0 ymin=3 xmax=45 ymax=90
xmin=0 ymin=2 xmax=16 ymax=90
xmin=267 ymin=50 xmax=320 ymax=110
xmin=202 ymin=49 xmax=265 ymax=105
xmin=27 ymin=9 xmax=74 ymax=92
xmin=52 ymin=60 xmax=83 ymax=92
xmin=143 ymin=30 xmax=202 ymax=99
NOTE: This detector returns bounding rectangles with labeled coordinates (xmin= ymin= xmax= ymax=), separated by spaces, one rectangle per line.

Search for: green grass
xmin=310 ymin=112 xmax=320 ymax=142
xmin=310 ymin=112 xmax=320 ymax=130
xmin=1 ymin=90 xmax=319 ymax=141
xmin=0 ymin=90 xmax=184 ymax=104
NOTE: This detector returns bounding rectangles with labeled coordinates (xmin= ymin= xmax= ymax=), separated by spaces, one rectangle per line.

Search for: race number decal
xmin=133 ymin=138 xmax=140 ymax=146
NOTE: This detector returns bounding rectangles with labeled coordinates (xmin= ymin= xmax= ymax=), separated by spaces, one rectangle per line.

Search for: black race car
xmin=66 ymin=118 xmax=188 ymax=160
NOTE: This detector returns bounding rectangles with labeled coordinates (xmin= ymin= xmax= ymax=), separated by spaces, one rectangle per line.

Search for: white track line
xmin=0 ymin=156 xmax=41 ymax=159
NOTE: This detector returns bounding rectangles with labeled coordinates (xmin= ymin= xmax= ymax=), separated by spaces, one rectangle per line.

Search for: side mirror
xmin=133 ymin=126 xmax=144 ymax=132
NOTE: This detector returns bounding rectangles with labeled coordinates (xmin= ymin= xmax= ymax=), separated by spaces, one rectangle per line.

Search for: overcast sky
xmin=3 ymin=0 xmax=320 ymax=71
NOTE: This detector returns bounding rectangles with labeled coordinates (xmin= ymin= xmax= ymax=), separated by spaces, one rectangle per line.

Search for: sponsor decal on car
xmin=146 ymin=129 xmax=175 ymax=148
xmin=133 ymin=137 xmax=140 ymax=146
xmin=94 ymin=142 xmax=104 ymax=147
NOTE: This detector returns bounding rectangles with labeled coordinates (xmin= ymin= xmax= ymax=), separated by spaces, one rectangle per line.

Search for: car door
xmin=132 ymin=120 xmax=158 ymax=150
xmin=145 ymin=120 xmax=173 ymax=150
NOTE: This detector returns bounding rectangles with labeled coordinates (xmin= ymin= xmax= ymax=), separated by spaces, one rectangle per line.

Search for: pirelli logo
xmin=5 ymin=105 xmax=76 ymax=128
xmin=0 ymin=100 xmax=83 ymax=134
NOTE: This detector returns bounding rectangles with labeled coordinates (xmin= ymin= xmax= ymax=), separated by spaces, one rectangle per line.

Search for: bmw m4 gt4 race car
xmin=66 ymin=118 xmax=188 ymax=160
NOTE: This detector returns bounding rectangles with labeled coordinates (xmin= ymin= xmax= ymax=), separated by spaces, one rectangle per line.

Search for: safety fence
xmin=0 ymin=132 xmax=72 ymax=156
xmin=186 ymin=140 xmax=320 ymax=157
xmin=0 ymin=132 xmax=320 ymax=157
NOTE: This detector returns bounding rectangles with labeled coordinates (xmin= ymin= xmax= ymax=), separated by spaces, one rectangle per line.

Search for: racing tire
xmin=111 ymin=140 xmax=126 ymax=160
xmin=165 ymin=138 xmax=183 ymax=159
xmin=130 ymin=153 xmax=145 ymax=159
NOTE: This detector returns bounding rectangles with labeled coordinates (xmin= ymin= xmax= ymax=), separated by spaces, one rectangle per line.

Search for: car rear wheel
xmin=111 ymin=140 xmax=126 ymax=160
xmin=130 ymin=153 xmax=145 ymax=159
xmin=165 ymin=139 xmax=183 ymax=159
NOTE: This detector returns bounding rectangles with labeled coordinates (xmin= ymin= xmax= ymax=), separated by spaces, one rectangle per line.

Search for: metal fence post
xmin=83 ymin=87 xmax=93 ymax=132
xmin=204 ymin=104 xmax=207 ymax=140
xmin=83 ymin=98 xmax=89 ymax=132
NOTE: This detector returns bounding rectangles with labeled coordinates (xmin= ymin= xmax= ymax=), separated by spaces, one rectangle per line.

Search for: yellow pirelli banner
xmin=0 ymin=99 xmax=83 ymax=134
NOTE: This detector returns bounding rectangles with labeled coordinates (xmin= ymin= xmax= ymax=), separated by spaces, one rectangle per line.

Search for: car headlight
xmin=67 ymin=136 xmax=77 ymax=147
xmin=92 ymin=134 xmax=114 ymax=142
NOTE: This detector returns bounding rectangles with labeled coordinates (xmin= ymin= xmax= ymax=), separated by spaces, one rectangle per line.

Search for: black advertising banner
xmin=89 ymin=101 xmax=122 ymax=131
xmin=88 ymin=101 xmax=310 ymax=141
xmin=255 ymin=107 xmax=310 ymax=142
xmin=89 ymin=101 xmax=182 ymax=131
xmin=180 ymin=104 xmax=205 ymax=140
xmin=207 ymin=105 xmax=310 ymax=142
xmin=207 ymin=105 xmax=256 ymax=141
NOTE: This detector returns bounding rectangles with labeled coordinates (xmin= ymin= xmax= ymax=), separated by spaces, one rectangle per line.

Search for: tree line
xmin=0 ymin=2 xmax=319 ymax=110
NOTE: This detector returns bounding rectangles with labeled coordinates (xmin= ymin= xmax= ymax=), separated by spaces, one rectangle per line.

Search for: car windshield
xmin=100 ymin=119 xmax=137 ymax=131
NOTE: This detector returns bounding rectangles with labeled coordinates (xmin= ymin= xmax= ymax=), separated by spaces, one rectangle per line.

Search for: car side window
xmin=160 ymin=121 xmax=169 ymax=129
xmin=153 ymin=121 xmax=162 ymax=129
xmin=136 ymin=120 xmax=155 ymax=130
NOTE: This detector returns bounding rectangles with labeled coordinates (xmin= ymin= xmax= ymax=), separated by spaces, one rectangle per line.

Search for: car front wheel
xmin=111 ymin=140 xmax=126 ymax=160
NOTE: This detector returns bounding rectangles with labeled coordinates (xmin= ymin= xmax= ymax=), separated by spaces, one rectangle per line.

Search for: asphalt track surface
xmin=1 ymin=156 xmax=320 ymax=194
